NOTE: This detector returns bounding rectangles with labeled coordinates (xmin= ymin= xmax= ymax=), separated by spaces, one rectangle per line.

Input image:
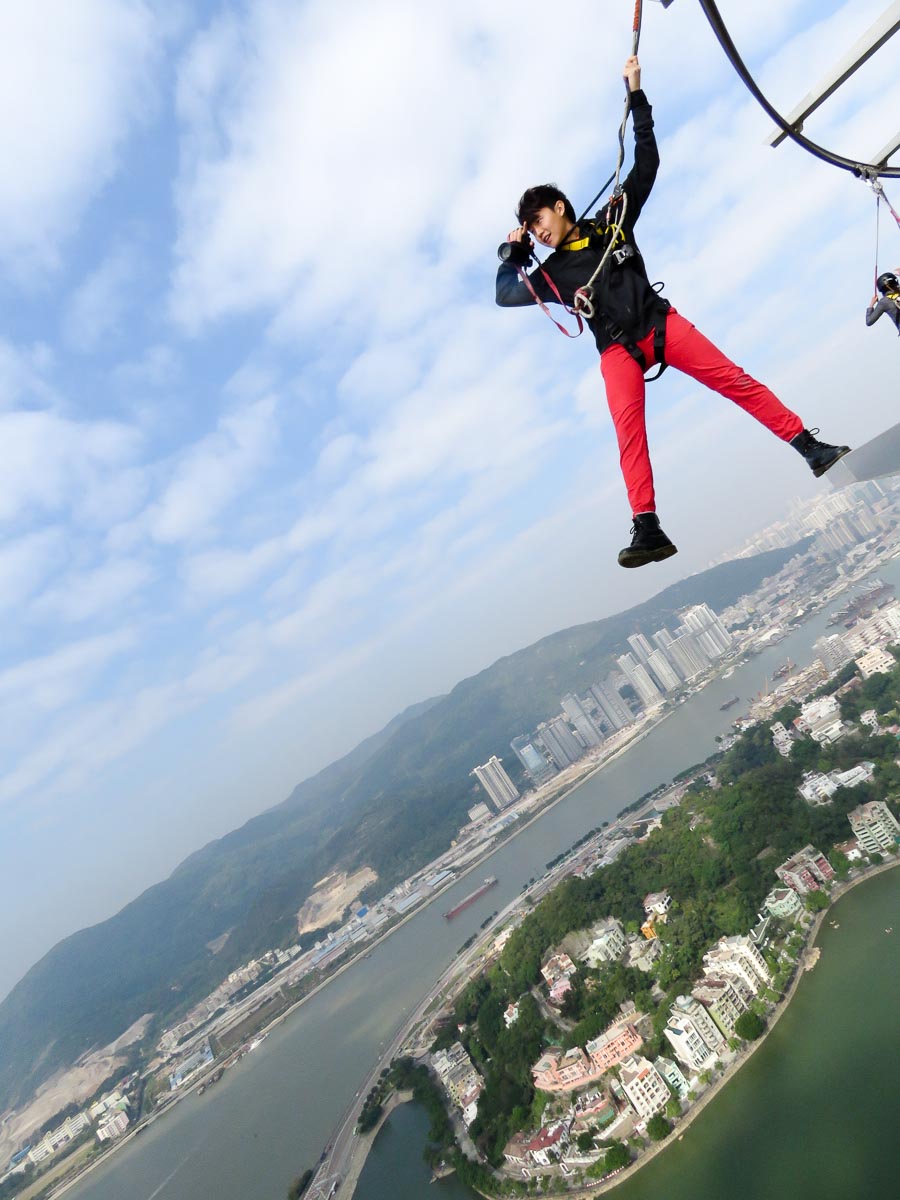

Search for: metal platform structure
xmin=827 ymin=423 xmax=900 ymax=488
xmin=654 ymin=1 xmax=900 ymax=178
xmin=764 ymin=1 xmax=900 ymax=170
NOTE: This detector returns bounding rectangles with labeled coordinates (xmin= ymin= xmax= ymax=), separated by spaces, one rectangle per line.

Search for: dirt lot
xmin=0 ymin=1013 xmax=152 ymax=1165
xmin=296 ymin=867 xmax=377 ymax=934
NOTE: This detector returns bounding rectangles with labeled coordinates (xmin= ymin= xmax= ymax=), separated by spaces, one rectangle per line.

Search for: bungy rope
xmin=574 ymin=0 xmax=644 ymax=320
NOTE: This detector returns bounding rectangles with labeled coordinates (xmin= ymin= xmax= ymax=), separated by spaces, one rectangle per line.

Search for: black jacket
xmin=866 ymin=294 xmax=900 ymax=333
xmin=495 ymin=89 xmax=668 ymax=354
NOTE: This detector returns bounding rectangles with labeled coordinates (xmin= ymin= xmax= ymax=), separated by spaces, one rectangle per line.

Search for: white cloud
xmin=35 ymin=557 xmax=155 ymax=623
xmin=0 ymin=529 xmax=64 ymax=612
xmin=0 ymin=629 xmax=136 ymax=715
xmin=63 ymin=241 xmax=139 ymax=351
xmin=0 ymin=409 xmax=141 ymax=525
xmin=0 ymin=0 xmax=164 ymax=275
xmin=147 ymin=395 xmax=279 ymax=543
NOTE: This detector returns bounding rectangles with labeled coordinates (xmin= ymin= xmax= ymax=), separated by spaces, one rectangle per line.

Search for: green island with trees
xmin=368 ymin=653 xmax=900 ymax=1194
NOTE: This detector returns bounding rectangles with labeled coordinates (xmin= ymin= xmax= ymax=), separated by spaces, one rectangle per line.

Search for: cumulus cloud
xmin=63 ymin=241 xmax=140 ymax=352
xmin=147 ymin=395 xmax=278 ymax=542
xmin=0 ymin=409 xmax=141 ymax=525
xmin=0 ymin=0 xmax=164 ymax=276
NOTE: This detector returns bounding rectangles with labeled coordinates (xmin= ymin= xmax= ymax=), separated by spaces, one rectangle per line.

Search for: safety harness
xmin=511 ymin=0 xmax=669 ymax=378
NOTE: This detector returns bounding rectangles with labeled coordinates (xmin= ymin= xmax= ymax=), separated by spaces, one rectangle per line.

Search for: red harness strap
xmin=515 ymin=263 xmax=584 ymax=338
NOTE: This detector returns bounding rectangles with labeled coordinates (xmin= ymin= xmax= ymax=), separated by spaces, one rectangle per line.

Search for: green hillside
xmin=0 ymin=542 xmax=806 ymax=1112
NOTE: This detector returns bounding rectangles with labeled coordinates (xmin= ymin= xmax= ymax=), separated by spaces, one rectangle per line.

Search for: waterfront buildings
xmin=584 ymin=1015 xmax=644 ymax=1074
xmin=561 ymin=693 xmax=605 ymax=748
xmin=847 ymin=800 xmax=900 ymax=855
xmin=510 ymin=733 xmax=555 ymax=781
xmin=775 ymin=846 xmax=836 ymax=894
xmin=616 ymin=652 xmax=663 ymax=708
xmin=691 ymin=976 xmax=749 ymax=1036
xmin=536 ymin=716 xmax=583 ymax=769
xmin=470 ymin=756 xmax=519 ymax=810
xmin=431 ymin=1042 xmax=484 ymax=1128
xmin=764 ymin=887 xmax=804 ymax=921
xmin=702 ymin=936 xmax=772 ymax=996
xmin=590 ymin=679 xmax=632 ymax=730
xmin=619 ymin=1054 xmax=670 ymax=1120
xmin=664 ymin=996 xmax=724 ymax=1069
xmin=27 ymin=1113 xmax=92 ymax=1165
xmin=654 ymin=1055 xmax=690 ymax=1099
xmin=95 ymin=1111 xmax=129 ymax=1143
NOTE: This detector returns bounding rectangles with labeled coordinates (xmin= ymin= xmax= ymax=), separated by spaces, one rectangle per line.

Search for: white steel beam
xmin=871 ymin=131 xmax=900 ymax=169
xmin=767 ymin=1 xmax=900 ymax=148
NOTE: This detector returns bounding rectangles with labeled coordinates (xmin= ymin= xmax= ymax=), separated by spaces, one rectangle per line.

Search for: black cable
xmin=697 ymin=0 xmax=900 ymax=179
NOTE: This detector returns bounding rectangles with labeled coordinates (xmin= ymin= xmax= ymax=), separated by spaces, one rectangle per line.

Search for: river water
xmin=65 ymin=558 xmax=900 ymax=1200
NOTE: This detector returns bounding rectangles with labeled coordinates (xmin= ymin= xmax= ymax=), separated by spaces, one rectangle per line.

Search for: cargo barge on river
xmin=443 ymin=876 xmax=498 ymax=919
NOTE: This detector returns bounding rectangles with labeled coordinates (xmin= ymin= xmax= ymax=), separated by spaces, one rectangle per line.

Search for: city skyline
xmin=3 ymin=0 xmax=900 ymax=1004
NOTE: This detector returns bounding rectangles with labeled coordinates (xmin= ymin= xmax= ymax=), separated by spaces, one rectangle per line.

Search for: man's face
xmin=528 ymin=202 xmax=572 ymax=249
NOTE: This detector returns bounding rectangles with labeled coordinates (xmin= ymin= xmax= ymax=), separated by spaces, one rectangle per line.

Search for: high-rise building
xmin=616 ymin=653 xmax=663 ymax=708
xmin=627 ymin=632 xmax=655 ymax=665
xmin=679 ymin=604 xmax=732 ymax=658
xmin=664 ymin=996 xmax=723 ymax=1069
xmin=848 ymin=801 xmax=900 ymax=855
xmin=470 ymin=755 xmax=519 ymax=810
xmin=619 ymin=1055 xmax=669 ymax=1119
xmin=511 ymin=734 xmax=555 ymax=781
xmin=646 ymin=648 xmax=681 ymax=693
xmin=666 ymin=633 xmax=709 ymax=680
xmin=814 ymin=634 xmax=853 ymax=674
xmin=561 ymin=694 xmax=604 ymax=748
xmin=691 ymin=976 xmax=748 ymax=1037
xmin=702 ymin=937 xmax=771 ymax=996
xmin=536 ymin=716 xmax=583 ymax=769
xmin=589 ymin=681 xmax=631 ymax=731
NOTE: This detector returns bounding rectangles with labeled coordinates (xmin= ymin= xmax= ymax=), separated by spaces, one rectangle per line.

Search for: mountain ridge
xmin=0 ymin=540 xmax=808 ymax=1113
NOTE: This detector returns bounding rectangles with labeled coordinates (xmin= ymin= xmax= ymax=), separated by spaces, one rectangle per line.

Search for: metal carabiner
xmin=574 ymin=286 xmax=595 ymax=319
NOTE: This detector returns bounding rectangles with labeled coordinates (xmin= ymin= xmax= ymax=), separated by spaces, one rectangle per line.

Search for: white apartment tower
xmin=561 ymin=694 xmax=604 ymax=748
xmin=616 ymin=653 xmax=664 ymax=708
xmin=536 ymin=716 xmax=583 ymax=768
xmin=589 ymin=681 xmax=631 ymax=731
xmin=470 ymin=756 xmax=519 ymax=810
xmin=848 ymin=801 xmax=900 ymax=855
xmin=702 ymin=936 xmax=771 ymax=996
xmin=619 ymin=1055 xmax=669 ymax=1120
xmin=646 ymin=649 xmax=681 ymax=693
xmin=679 ymin=604 xmax=732 ymax=658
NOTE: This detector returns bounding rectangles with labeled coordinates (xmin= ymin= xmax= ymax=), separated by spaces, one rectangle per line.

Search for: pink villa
xmin=549 ymin=977 xmax=573 ymax=1006
xmin=532 ymin=1017 xmax=643 ymax=1093
xmin=585 ymin=1019 xmax=642 ymax=1073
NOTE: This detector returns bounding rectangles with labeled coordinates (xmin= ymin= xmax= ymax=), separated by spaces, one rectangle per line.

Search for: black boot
xmin=790 ymin=428 xmax=851 ymax=478
xmin=617 ymin=513 xmax=678 ymax=569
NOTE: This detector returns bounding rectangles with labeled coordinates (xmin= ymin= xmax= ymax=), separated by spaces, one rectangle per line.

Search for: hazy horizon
xmin=3 ymin=0 xmax=898 ymax=1002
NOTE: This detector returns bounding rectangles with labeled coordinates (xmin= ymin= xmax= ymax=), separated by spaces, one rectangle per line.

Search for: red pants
xmin=600 ymin=309 xmax=804 ymax=515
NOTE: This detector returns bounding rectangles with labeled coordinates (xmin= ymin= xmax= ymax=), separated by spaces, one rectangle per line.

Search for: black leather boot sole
xmin=617 ymin=540 xmax=679 ymax=569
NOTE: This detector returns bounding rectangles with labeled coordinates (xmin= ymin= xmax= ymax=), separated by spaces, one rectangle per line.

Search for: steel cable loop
xmin=697 ymin=0 xmax=900 ymax=179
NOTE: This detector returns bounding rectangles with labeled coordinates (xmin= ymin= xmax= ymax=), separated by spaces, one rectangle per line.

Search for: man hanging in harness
xmin=866 ymin=272 xmax=900 ymax=335
xmin=496 ymin=56 xmax=850 ymax=569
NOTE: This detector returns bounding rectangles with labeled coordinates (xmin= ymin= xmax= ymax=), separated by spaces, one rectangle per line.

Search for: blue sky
xmin=2 ymin=0 xmax=900 ymax=1002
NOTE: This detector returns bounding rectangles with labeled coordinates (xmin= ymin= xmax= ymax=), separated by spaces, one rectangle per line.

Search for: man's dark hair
xmin=516 ymin=184 xmax=576 ymax=227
